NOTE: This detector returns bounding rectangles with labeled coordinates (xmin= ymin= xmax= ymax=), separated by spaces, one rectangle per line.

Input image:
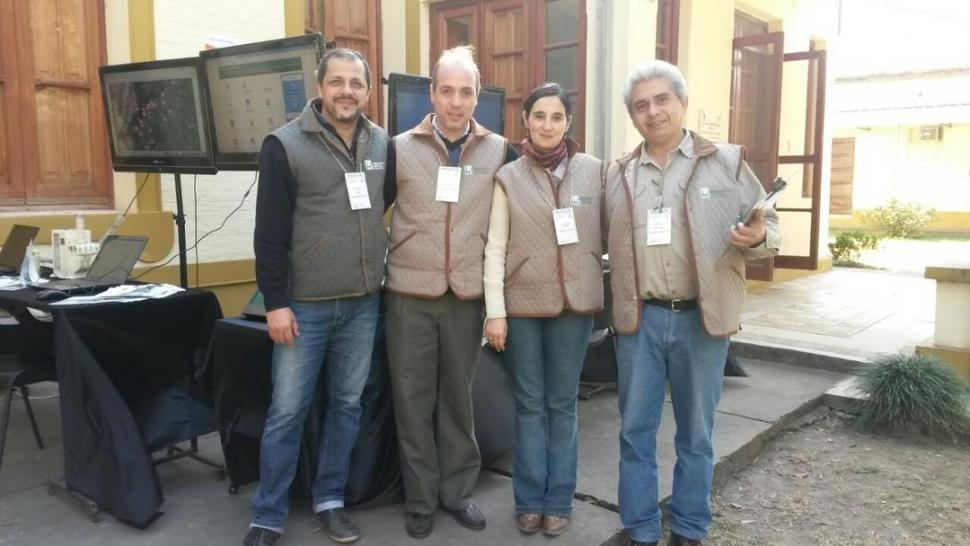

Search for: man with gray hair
xmin=383 ymin=45 xmax=517 ymax=539
xmin=603 ymin=60 xmax=781 ymax=546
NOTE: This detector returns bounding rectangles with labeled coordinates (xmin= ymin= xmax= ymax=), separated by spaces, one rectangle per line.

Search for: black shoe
xmin=629 ymin=541 xmax=658 ymax=546
xmin=243 ymin=527 xmax=283 ymax=546
xmin=406 ymin=512 xmax=434 ymax=539
xmin=447 ymin=503 xmax=486 ymax=531
xmin=668 ymin=533 xmax=702 ymax=546
xmin=314 ymin=508 xmax=359 ymax=544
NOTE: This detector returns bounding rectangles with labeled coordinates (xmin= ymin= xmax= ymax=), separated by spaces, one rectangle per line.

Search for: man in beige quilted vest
xmin=383 ymin=45 xmax=517 ymax=539
xmin=604 ymin=60 xmax=781 ymax=546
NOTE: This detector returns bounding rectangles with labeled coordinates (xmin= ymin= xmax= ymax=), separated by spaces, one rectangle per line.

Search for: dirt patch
xmin=708 ymin=414 xmax=970 ymax=545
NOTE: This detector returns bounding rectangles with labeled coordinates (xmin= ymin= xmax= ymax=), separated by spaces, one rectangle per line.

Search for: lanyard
xmin=317 ymin=133 xmax=356 ymax=174
xmin=529 ymin=157 xmax=571 ymax=210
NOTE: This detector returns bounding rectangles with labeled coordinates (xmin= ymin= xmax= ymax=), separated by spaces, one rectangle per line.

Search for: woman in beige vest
xmin=483 ymin=83 xmax=604 ymax=537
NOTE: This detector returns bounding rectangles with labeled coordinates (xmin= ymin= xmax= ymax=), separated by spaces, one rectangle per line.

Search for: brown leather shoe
xmin=542 ymin=515 xmax=570 ymax=536
xmin=516 ymin=512 xmax=542 ymax=534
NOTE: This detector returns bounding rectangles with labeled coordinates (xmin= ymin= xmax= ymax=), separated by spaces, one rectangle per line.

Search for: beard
xmin=324 ymin=96 xmax=365 ymax=122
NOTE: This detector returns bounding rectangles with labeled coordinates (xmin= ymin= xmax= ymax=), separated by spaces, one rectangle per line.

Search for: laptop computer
xmin=32 ymin=235 xmax=148 ymax=294
xmin=0 ymin=224 xmax=40 ymax=275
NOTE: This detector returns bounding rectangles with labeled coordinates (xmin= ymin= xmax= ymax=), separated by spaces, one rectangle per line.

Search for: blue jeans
xmin=616 ymin=304 xmax=729 ymax=542
xmin=251 ymin=293 xmax=379 ymax=532
xmin=505 ymin=312 xmax=593 ymax=516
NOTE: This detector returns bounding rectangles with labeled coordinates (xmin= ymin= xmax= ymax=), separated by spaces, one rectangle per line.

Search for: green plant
xmin=862 ymin=198 xmax=936 ymax=238
xmin=828 ymin=233 xmax=860 ymax=264
xmin=854 ymin=352 xmax=970 ymax=439
xmin=845 ymin=230 xmax=883 ymax=250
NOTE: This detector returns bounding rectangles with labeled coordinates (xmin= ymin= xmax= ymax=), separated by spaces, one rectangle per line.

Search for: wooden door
xmin=431 ymin=0 xmax=585 ymax=145
xmin=655 ymin=0 xmax=680 ymax=64
xmin=324 ymin=0 xmax=383 ymax=124
xmin=9 ymin=0 xmax=110 ymax=207
xmin=730 ymin=30 xmax=783 ymax=280
xmin=537 ymin=0 xmax=584 ymax=143
xmin=775 ymin=49 xmax=827 ymax=270
xmin=483 ymin=0 xmax=530 ymax=141
xmin=305 ymin=0 xmax=322 ymax=34
xmin=0 ymin=0 xmax=25 ymax=205
xmin=830 ymin=137 xmax=854 ymax=215
xmin=432 ymin=3 xmax=482 ymax=55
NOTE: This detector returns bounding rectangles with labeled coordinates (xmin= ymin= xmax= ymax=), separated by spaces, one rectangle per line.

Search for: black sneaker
xmin=406 ymin=512 xmax=434 ymax=539
xmin=629 ymin=540 xmax=658 ymax=546
xmin=243 ymin=527 xmax=283 ymax=546
xmin=668 ymin=533 xmax=702 ymax=546
xmin=447 ymin=503 xmax=486 ymax=531
xmin=314 ymin=508 xmax=359 ymax=544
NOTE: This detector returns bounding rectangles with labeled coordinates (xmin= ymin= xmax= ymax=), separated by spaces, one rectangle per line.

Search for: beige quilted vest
xmin=386 ymin=114 xmax=508 ymax=299
xmin=605 ymin=132 xmax=776 ymax=337
xmin=497 ymin=150 xmax=604 ymax=317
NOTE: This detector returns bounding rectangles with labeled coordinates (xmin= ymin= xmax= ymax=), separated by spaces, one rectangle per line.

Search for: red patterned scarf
xmin=520 ymin=137 xmax=568 ymax=171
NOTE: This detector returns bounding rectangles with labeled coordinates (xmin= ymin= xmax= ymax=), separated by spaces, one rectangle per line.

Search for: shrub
xmin=846 ymin=230 xmax=882 ymax=250
xmin=862 ymin=198 xmax=935 ymax=238
xmin=828 ymin=233 xmax=860 ymax=264
xmin=854 ymin=352 xmax=970 ymax=440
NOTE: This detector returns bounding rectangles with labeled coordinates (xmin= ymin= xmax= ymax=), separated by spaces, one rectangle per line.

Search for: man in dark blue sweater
xmin=246 ymin=48 xmax=389 ymax=546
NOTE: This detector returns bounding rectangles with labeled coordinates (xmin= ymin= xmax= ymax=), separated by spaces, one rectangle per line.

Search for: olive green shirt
xmin=632 ymin=131 xmax=698 ymax=300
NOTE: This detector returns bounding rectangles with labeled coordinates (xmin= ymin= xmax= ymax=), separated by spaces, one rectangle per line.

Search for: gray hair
xmin=622 ymin=60 xmax=688 ymax=112
xmin=432 ymin=45 xmax=482 ymax=93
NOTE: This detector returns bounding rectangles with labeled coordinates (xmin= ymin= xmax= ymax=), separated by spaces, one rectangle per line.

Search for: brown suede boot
xmin=516 ymin=513 xmax=542 ymax=534
xmin=542 ymin=515 xmax=570 ymax=536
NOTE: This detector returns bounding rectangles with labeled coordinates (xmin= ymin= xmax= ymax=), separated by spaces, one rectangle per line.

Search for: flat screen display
xmin=100 ymin=57 xmax=216 ymax=174
xmin=387 ymin=73 xmax=506 ymax=137
xmin=201 ymin=34 xmax=323 ymax=170
xmin=86 ymin=235 xmax=149 ymax=283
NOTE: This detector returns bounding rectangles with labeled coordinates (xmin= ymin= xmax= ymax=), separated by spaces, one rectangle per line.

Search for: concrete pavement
xmin=3 ymin=267 xmax=925 ymax=545
xmin=736 ymin=267 xmax=935 ymax=365
xmin=0 ymin=357 xmax=846 ymax=546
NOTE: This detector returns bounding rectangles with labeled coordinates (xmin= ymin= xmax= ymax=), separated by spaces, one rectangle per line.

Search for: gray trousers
xmin=385 ymin=291 xmax=484 ymax=515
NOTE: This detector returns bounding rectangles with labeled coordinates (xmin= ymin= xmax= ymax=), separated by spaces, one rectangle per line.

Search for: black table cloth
xmin=209 ymin=315 xmax=403 ymax=509
xmin=0 ymin=288 xmax=222 ymax=527
xmin=209 ymin=310 xmax=518 ymax=510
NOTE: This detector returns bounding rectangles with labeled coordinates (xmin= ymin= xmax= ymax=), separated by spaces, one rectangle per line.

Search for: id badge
xmin=345 ymin=172 xmax=372 ymax=210
xmin=553 ymin=207 xmax=579 ymax=246
xmin=435 ymin=166 xmax=462 ymax=203
xmin=646 ymin=207 xmax=672 ymax=246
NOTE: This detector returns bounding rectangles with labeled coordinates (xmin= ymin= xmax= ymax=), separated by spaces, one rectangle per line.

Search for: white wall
xmin=835 ymin=124 xmax=970 ymax=212
xmin=419 ymin=1 xmax=432 ymax=76
xmin=572 ymin=0 xmax=662 ymax=160
xmin=152 ymin=1 xmax=285 ymax=266
xmin=678 ymin=0 xmax=734 ymax=145
xmin=382 ymin=0 xmax=408 ymax=121
xmin=832 ymin=74 xmax=970 ymax=127
xmin=585 ymin=0 xmax=836 ymax=262
xmin=104 ymin=0 xmax=137 ymax=212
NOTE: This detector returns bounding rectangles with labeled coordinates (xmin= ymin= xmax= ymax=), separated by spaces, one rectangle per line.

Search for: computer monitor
xmin=99 ymin=57 xmax=216 ymax=174
xmin=387 ymin=73 xmax=506 ymax=137
xmin=200 ymin=34 xmax=324 ymax=170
